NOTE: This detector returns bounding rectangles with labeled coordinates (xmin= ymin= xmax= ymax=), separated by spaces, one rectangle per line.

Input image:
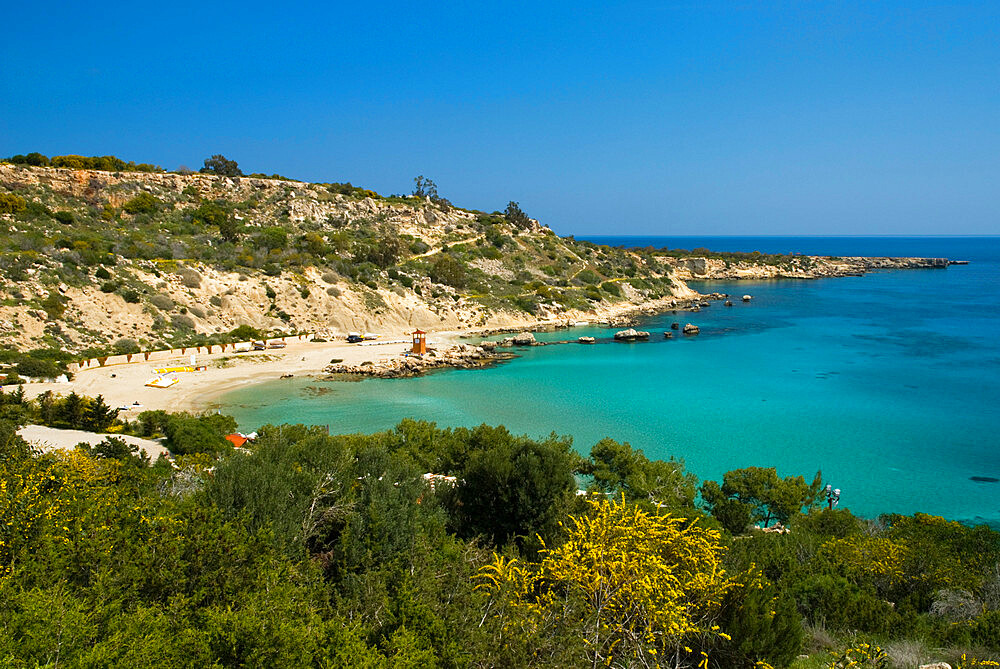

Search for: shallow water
xmin=218 ymin=237 xmax=1000 ymax=525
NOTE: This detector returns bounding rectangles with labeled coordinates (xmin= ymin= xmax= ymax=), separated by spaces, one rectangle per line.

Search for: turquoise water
xmin=218 ymin=237 xmax=1000 ymax=525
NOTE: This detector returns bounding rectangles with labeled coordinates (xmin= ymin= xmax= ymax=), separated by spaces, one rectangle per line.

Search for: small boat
xmin=363 ymin=332 xmax=381 ymax=340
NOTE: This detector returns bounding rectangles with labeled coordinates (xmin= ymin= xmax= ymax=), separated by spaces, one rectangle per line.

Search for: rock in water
xmin=615 ymin=329 xmax=650 ymax=341
xmin=664 ymin=332 xmax=673 ymax=339
xmin=683 ymin=323 xmax=700 ymax=335
xmin=724 ymin=300 xmax=733 ymax=306
xmin=670 ymin=322 xmax=680 ymax=330
xmin=578 ymin=336 xmax=596 ymax=344
xmin=742 ymin=294 xmax=752 ymax=302
xmin=512 ymin=332 xmax=536 ymax=346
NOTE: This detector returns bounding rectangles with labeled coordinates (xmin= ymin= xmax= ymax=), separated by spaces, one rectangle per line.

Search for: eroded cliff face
xmin=0 ymin=165 xmax=691 ymax=352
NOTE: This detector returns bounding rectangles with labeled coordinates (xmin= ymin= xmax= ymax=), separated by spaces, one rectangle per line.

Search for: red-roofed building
xmin=225 ymin=434 xmax=249 ymax=448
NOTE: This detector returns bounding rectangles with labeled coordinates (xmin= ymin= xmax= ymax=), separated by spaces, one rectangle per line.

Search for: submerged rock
xmin=670 ymin=322 xmax=680 ymax=330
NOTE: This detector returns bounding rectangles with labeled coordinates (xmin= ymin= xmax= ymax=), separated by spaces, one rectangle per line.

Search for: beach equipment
xmin=145 ymin=376 xmax=178 ymax=388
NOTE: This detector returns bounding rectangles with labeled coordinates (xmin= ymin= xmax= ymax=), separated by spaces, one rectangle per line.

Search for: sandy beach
xmin=15 ymin=333 xmax=461 ymax=415
xmin=7 ymin=294 xmax=696 ymax=415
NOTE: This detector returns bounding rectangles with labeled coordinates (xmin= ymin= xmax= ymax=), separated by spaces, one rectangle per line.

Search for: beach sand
xmin=16 ymin=335 xmax=459 ymax=415
xmin=8 ymin=294 xmax=696 ymax=415
xmin=18 ymin=424 xmax=169 ymax=459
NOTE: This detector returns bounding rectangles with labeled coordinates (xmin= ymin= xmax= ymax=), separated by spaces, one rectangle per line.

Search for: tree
xmin=82 ymin=395 xmax=119 ymax=433
xmin=428 ymin=254 xmax=466 ymax=288
xmin=200 ymin=154 xmax=242 ymax=177
xmin=256 ymin=226 xmax=288 ymax=251
xmin=453 ymin=435 xmax=577 ymax=547
xmin=504 ymin=201 xmax=532 ymax=230
xmin=701 ymin=467 xmax=823 ymax=532
xmin=165 ymin=414 xmax=236 ymax=455
xmin=477 ymin=497 xmax=736 ymax=666
xmin=412 ymin=175 xmax=438 ymax=199
xmin=579 ymin=438 xmax=697 ymax=510
xmin=56 ymin=392 xmax=87 ymax=429
xmin=81 ymin=436 xmax=149 ymax=468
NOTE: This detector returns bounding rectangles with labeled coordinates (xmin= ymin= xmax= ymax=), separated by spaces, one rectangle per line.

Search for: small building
xmin=411 ymin=329 xmax=428 ymax=355
xmin=225 ymin=434 xmax=249 ymax=448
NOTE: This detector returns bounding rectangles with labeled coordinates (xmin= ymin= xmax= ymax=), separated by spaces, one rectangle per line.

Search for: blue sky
xmin=2 ymin=1 xmax=998 ymax=235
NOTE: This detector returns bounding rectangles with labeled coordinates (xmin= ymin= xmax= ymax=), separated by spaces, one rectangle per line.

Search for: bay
xmin=218 ymin=237 xmax=1000 ymax=526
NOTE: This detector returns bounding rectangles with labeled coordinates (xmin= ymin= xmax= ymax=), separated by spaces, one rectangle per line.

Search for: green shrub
xmin=121 ymin=289 xmax=141 ymax=303
xmin=150 ymin=294 xmax=175 ymax=311
xmin=53 ymin=210 xmax=74 ymax=224
xmin=0 ymin=193 xmax=28 ymax=214
xmin=14 ymin=358 xmax=62 ymax=379
xmin=112 ymin=339 xmax=140 ymax=355
xmin=180 ymin=269 xmax=201 ymax=288
xmin=122 ymin=192 xmax=159 ymax=214
xmin=41 ymin=292 xmax=67 ymax=319
xmin=165 ymin=414 xmax=236 ymax=455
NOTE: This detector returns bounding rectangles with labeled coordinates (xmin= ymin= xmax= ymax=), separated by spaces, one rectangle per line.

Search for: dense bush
xmin=0 ymin=193 xmax=28 ymax=214
xmin=122 ymin=192 xmax=160 ymax=214
xmin=0 ymin=405 xmax=998 ymax=666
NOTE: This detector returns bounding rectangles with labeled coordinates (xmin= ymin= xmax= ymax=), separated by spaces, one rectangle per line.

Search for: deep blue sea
xmin=218 ymin=237 xmax=1000 ymax=526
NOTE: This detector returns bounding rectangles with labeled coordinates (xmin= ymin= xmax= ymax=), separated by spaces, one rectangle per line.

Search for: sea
xmin=216 ymin=237 xmax=1000 ymax=526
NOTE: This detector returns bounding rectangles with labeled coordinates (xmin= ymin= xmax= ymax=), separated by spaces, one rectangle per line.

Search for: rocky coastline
xmin=668 ymin=255 xmax=962 ymax=281
xmin=322 ymin=344 xmax=516 ymax=379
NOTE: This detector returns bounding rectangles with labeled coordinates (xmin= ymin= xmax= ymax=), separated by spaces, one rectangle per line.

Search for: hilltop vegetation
xmin=0 ymin=155 xmax=690 ymax=359
xmin=1 ymin=388 xmax=998 ymax=667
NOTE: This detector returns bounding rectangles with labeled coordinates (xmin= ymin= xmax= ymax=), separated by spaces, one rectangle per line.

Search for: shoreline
xmin=7 ymin=255 xmax=956 ymax=415
xmin=13 ymin=293 xmax=708 ymax=414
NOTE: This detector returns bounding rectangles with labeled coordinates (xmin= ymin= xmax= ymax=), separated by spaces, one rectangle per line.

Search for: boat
xmin=363 ymin=332 xmax=380 ymax=340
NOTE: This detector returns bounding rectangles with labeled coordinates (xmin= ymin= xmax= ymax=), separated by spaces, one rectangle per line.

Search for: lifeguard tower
xmin=411 ymin=329 xmax=428 ymax=355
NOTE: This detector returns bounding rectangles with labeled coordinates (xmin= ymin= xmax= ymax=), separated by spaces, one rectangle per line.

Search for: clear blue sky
xmin=2 ymin=1 xmax=998 ymax=235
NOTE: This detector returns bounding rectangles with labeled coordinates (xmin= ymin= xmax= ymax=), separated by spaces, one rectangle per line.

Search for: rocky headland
xmin=667 ymin=255 xmax=958 ymax=281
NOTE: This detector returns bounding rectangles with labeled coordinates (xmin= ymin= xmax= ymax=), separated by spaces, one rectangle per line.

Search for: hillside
xmin=0 ymin=163 xmax=693 ymax=357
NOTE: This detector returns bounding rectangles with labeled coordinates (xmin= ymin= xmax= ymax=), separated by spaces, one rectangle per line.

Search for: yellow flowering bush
xmin=828 ymin=642 xmax=889 ymax=668
xmin=477 ymin=496 xmax=736 ymax=666
xmin=819 ymin=536 xmax=909 ymax=595
xmin=955 ymin=655 xmax=1000 ymax=668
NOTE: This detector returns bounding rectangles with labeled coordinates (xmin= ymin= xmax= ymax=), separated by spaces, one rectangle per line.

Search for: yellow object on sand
xmin=153 ymin=366 xmax=197 ymax=373
xmin=145 ymin=376 xmax=179 ymax=388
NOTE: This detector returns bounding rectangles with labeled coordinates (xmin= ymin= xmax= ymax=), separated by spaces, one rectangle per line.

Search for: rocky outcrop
xmin=512 ymin=332 xmax=537 ymax=346
xmin=682 ymin=324 xmax=700 ymax=335
xmin=614 ymin=329 xmax=650 ymax=341
xmin=323 ymin=344 xmax=514 ymax=378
